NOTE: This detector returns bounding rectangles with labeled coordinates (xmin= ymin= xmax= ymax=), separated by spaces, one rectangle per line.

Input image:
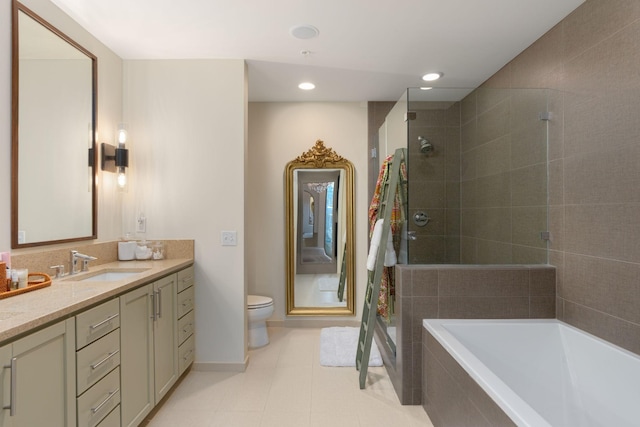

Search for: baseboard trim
xmin=192 ymin=356 xmax=249 ymax=372
xmin=267 ymin=319 xmax=360 ymax=328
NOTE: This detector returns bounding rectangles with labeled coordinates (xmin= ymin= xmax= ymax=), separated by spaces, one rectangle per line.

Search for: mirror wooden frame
xmin=285 ymin=140 xmax=355 ymax=316
xmin=11 ymin=0 xmax=98 ymax=248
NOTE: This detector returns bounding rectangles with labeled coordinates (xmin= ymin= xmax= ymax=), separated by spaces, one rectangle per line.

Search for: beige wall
xmin=247 ymin=102 xmax=368 ymax=322
xmin=123 ymin=59 xmax=248 ymax=366
xmin=485 ymin=0 xmax=640 ymax=355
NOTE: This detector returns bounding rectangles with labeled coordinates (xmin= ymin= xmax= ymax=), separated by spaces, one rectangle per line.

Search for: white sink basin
xmin=75 ymin=269 xmax=149 ymax=282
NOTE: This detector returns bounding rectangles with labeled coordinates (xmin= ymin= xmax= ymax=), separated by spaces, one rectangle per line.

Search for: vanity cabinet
xmin=75 ymin=298 xmax=121 ymax=427
xmin=120 ymin=273 xmax=178 ymax=427
xmin=177 ymin=266 xmax=195 ymax=374
xmin=0 ymin=319 xmax=76 ymax=427
xmin=0 ymin=263 xmax=193 ymax=427
xmin=153 ymin=274 xmax=179 ymax=402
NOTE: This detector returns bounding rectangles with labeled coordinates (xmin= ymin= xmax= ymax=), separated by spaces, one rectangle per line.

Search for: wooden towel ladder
xmin=356 ymin=148 xmax=406 ymax=389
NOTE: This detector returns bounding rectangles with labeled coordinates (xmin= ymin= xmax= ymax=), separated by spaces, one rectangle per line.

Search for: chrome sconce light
xmin=101 ymin=123 xmax=129 ymax=189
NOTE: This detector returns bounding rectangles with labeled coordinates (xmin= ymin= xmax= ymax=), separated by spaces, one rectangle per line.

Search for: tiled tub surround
xmin=473 ymin=0 xmax=640 ymax=365
xmin=0 ymin=240 xmax=194 ymax=343
xmin=371 ymin=0 xmax=640 ymax=379
xmin=422 ymin=319 xmax=640 ymax=427
xmin=376 ymin=264 xmax=555 ymax=405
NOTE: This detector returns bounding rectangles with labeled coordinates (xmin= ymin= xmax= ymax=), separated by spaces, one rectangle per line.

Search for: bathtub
xmin=422 ymin=319 xmax=640 ymax=427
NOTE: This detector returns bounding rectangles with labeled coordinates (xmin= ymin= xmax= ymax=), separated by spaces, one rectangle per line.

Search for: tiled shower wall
xmin=459 ymin=88 xmax=548 ymax=264
xmin=406 ymin=102 xmax=461 ymax=264
xmin=371 ymin=0 xmax=640 ymax=360
xmin=484 ymin=0 xmax=640 ymax=356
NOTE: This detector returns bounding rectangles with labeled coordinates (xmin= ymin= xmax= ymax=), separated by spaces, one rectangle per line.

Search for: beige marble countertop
xmin=0 ymin=258 xmax=193 ymax=345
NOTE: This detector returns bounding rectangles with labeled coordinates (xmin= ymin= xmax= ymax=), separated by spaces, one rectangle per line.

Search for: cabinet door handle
xmin=150 ymin=293 xmax=156 ymax=321
xmin=89 ymin=313 xmax=119 ymax=330
xmin=91 ymin=388 xmax=119 ymax=414
xmin=2 ymin=357 xmax=17 ymax=416
xmin=90 ymin=349 xmax=120 ymax=371
xmin=156 ymin=288 xmax=162 ymax=319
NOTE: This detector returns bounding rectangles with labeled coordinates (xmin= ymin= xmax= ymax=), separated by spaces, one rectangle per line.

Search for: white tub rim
xmin=422 ymin=318 xmax=640 ymax=427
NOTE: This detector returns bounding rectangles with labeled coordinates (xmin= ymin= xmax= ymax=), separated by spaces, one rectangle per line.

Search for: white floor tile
xmin=146 ymin=327 xmax=434 ymax=427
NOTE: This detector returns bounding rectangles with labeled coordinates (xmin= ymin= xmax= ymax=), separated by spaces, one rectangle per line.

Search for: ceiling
xmin=50 ymin=0 xmax=584 ymax=102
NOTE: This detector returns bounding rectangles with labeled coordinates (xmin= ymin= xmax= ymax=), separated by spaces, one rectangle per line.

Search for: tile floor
xmin=144 ymin=327 xmax=434 ymax=426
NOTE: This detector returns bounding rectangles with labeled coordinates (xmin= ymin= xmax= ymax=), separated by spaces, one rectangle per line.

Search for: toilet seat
xmin=248 ymin=295 xmax=273 ymax=310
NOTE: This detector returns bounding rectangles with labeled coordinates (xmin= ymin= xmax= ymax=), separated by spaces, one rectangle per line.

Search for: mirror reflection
xmin=297 ymin=170 xmax=342 ymax=275
xmin=11 ymin=0 xmax=97 ymax=248
xmin=286 ymin=141 xmax=355 ymax=316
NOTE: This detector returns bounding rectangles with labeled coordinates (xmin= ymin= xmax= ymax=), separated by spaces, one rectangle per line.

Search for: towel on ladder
xmin=368 ymin=155 xmax=406 ymax=320
xmin=366 ymin=219 xmax=397 ymax=271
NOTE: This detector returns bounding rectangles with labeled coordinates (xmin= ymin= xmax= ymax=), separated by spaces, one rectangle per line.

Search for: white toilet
xmin=247 ymin=295 xmax=274 ymax=348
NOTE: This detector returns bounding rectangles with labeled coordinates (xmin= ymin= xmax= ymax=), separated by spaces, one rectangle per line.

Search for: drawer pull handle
xmin=183 ymin=349 xmax=194 ymax=361
xmin=90 ymin=350 xmax=120 ymax=370
xmin=89 ymin=313 xmax=119 ymax=330
xmin=91 ymin=388 xmax=119 ymax=414
xmin=181 ymin=299 xmax=192 ymax=307
xmin=183 ymin=323 xmax=193 ymax=333
xmin=181 ymin=276 xmax=193 ymax=283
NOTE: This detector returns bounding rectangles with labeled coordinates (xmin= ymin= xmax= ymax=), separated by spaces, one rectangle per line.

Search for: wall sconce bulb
xmin=117 ymin=123 xmax=128 ymax=144
xmin=117 ymin=171 xmax=127 ymax=188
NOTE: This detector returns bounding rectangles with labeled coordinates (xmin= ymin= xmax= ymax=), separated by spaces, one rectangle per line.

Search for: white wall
xmin=247 ymin=102 xmax=368 ymax=322
xmin=123 ymin=59 xmax=248 ymax=366
xmin=0 ymin=0 xmax=123 ymax=252
xmin=381 ymin=97 xmax=407 ymax=168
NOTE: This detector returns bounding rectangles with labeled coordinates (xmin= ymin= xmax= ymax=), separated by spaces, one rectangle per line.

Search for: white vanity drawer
xmin=178 ymin=310 xmax=195 ymax=345
xmin=177 ymin=265 xmax=194 ymax=293
xmin=77 ymin=367 xmax=121 ymax=427
xmin=96 ymin=405 xmax=120 ymax=427
xmin=177 ymin=285 xmax=194 ymax=319
xmin=179 ymin=334 xmax=195 ymax=375
xmin=77 ymin=329 xmax=120 ymax=395
xmin=76 ymin=299 xmax=120 ymax=350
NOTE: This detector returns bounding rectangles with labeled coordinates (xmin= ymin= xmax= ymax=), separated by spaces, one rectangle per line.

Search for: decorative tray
xmin=0 ymin=273 xmax=52 ymax=299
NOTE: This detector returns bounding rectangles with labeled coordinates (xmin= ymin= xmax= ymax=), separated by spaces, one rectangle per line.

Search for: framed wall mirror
xmin=285 ymin=140 xmax=355 ymax=316
xmin=11 ymin=0 xmax=97 ymax=248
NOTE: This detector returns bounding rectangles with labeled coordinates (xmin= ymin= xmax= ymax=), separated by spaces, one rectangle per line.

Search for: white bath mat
xmin=319 ymin=327 xmax=383 ymax=367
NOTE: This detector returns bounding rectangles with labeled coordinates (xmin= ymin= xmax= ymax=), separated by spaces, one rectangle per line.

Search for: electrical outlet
xmin=136 ymin=215 xmax=146 ymax=233
xmin=221 ymin=231 xmax=237 ymax=246
xmin=18 ymin=230 xmax=26 ymax=244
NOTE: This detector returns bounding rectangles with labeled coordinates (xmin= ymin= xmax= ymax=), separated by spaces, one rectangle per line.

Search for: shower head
xmin=418 ymin=136 xmax=433 ymax=154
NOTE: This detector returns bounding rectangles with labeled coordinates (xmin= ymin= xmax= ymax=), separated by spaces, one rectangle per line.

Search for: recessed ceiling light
xmin=422 ymin=72 xmax=443 ymax=82
xmin=290 ymin=25 xmax=319 ymax=39
xmin=298 ymin=82 xmax=315 ymax=90
xmin=420 ymin=87 xmax=433 ymax=91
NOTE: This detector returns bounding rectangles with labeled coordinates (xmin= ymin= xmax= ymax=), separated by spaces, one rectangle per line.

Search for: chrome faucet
xmin=49 ymin=264 xmax=65 ymax=278
xmin=70 ymin=250 xmax=97 ymax=275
